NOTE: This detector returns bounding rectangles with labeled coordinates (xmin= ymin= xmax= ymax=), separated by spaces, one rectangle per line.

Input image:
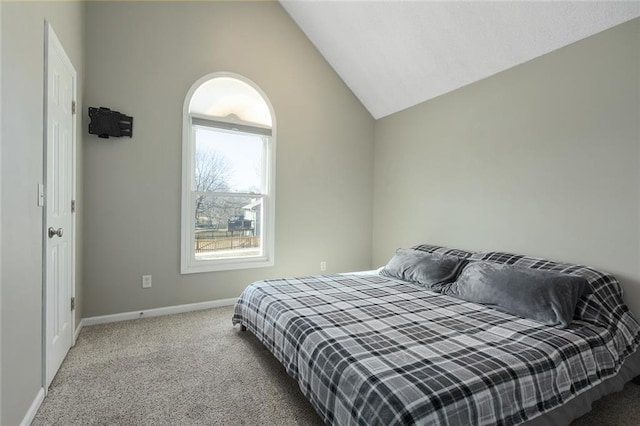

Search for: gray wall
xmin=373 ymin=18 xmax=640 ymax=316
xmin=0 ymin=2 xmax=85 ymax=424
xmin=82 ymin=1 xmax=374 ymax=317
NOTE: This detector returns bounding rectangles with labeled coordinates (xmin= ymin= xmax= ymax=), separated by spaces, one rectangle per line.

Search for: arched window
xmin=181 ymin=73 xmax=275 ymax=273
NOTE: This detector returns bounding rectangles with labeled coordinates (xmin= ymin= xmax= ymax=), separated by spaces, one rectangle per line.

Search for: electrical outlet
xmin=320 ymin=261 xmax=327 ymax=271
xmin=142 ymin=275 xmax=152 ymax=288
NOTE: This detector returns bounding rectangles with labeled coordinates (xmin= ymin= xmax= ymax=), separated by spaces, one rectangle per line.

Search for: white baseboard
xmin=20 ymin=387 xmax=44 ymax=426
xmin=82 ymin=298 xmax=237 ymax=326
xmin=74 ymin=319 xmax=84 ymax=343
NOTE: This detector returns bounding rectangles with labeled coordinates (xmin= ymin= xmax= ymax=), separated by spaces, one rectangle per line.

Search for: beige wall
xmin=1 ymin=2 xmax=85 ymax=424
xmin=82 ymin=1 xmax=374 ymax=317
xmin=373 ymin=18 xmax=640 ymax=316
xmin=0 ymin=0 xmax=3 ymax=421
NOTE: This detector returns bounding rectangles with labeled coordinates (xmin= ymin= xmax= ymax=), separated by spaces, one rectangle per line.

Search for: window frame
xmin=181 ymin=72 xmax=276 ymax=274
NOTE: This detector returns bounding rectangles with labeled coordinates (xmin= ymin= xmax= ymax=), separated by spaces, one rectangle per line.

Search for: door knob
xmin=48 ymin=227 xmax=63 ymax=238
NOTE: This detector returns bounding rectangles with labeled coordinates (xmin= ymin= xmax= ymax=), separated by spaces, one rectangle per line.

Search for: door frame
xmin=42 ymin=20 xmax=77 ymax=392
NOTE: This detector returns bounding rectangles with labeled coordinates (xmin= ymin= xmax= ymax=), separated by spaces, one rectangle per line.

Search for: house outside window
xmin=181 ymin=73 xmax=275 ymax=273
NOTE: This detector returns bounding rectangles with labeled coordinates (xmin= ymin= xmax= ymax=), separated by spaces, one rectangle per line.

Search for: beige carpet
xmin=33 ymin=306 xmax=639 ymax=425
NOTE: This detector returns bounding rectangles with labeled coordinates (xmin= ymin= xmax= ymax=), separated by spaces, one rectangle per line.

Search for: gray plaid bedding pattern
xmin=232 ymin=246 xmax=640 ymax=425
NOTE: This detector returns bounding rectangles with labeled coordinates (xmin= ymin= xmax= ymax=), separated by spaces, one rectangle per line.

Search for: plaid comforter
xmin=232 ymin=246 xmax=640 ymax=425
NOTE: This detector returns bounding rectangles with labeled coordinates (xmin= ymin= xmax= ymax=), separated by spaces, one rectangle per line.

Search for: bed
xmin=232 ymin=244 xmax=640 ymax=425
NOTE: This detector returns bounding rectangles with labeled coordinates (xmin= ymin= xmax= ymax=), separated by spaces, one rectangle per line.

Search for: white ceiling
xmin=280 ymin=1 xmax=640 ymax=119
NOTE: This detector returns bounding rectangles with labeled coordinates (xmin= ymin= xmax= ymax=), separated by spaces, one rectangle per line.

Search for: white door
xmin=44 ymin=23 xmax=76 ymax=388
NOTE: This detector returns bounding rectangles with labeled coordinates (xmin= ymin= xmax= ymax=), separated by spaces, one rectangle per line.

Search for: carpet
xmin=33 ymin=306 xmax=639 ymax=425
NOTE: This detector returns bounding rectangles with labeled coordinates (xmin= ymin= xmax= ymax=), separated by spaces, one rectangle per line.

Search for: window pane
xmin=194 ymin=195 xmax=263 ymax=260
xmin=189 ymin=77 xmax=272 ymax=127
xmin=194 ymin=127 xmax=264 ymax=193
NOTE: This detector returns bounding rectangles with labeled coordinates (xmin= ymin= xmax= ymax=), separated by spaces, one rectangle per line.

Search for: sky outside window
xmin=194 ymin=126 xmax=264 ymax=193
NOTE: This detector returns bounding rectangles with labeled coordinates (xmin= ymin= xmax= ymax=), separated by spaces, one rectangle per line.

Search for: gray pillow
xmin=380 ymin=249 xmax=467 ymax=291
xmin=446 ymin=261 xmax=589 ymax=328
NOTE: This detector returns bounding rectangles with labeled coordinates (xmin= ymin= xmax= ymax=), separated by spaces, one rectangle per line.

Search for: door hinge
xmin=71 ymin=297 xmax=76 ymax=311
xmin=72 ymin=101 xmax=76 ymax=115
xmin=71 ymin=200 xmax=76 ymax=213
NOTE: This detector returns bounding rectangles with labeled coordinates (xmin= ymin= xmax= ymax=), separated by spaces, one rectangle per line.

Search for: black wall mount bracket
xmin=88 ymin=107 xmax=133 ymax=139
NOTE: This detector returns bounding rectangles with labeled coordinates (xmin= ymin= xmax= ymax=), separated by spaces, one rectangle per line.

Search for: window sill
xmin=180 ymin=256 xmax=274 ymax=274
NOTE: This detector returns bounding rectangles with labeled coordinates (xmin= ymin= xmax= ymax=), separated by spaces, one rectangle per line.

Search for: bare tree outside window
xmin=194 ymin=150 xmax=231 ymax=225
xmin=192 ymin=146 xmax=258 ymax=259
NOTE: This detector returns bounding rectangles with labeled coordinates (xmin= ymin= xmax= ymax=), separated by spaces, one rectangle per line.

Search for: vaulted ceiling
xmin=281 ymin=1 xmax=640 ymax=119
